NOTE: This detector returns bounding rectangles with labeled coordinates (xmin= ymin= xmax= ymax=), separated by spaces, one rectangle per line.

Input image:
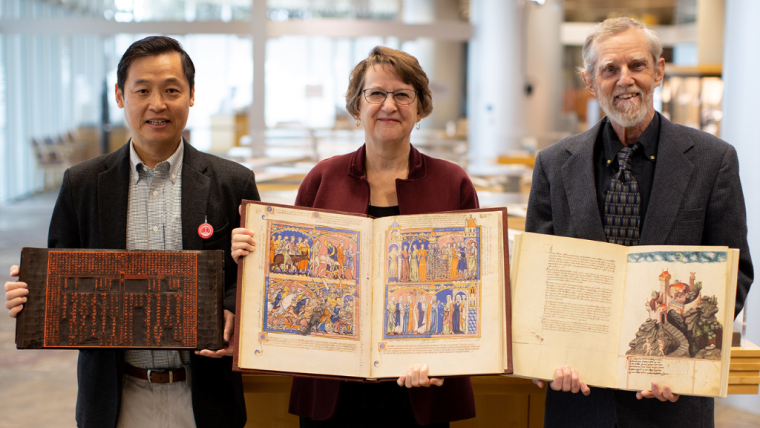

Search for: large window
xmin=265 ymin=35 xmax=400 ymax=129
xmin=0 ymin=0 xmax=106 ymax=202
xmin=0 ymin=0 xmax=463 ymax=202
xmin=106 ymin=34 xmax=253 ymax=152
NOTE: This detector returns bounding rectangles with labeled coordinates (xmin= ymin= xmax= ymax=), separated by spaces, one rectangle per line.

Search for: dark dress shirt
xmin=594 ymin=112 xmax=660 ymax=231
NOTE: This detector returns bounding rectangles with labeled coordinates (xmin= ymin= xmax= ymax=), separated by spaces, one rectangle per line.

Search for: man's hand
xmin=4 ymin=265 xmax=27 ymax=318
xmin=396 ymin=364 xmax=444 ymax=388
xmin=636 ymin=382 xmax=679 ymax=402
xmin=232 ymin=228 xmax=255 ymax=265
xmin=533 ymin=366 xmax=591 ymax=395
xmin=196 ymin=310 xmax=235 ymax=358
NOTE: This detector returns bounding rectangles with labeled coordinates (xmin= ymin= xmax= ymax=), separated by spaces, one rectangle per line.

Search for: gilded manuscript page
xmin=615 ymin=246 xmax=737 ymax=397
xmin=510 ymin=233 xmax=628 ymax=388
xmin=237 ymin=203 xmax=375 ymax=378
xmin=368 ymin=211 xmax=507 ymax=379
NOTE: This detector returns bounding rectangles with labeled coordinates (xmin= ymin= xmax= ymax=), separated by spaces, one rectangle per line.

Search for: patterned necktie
xmin=604 ymin=144 xmax=640 ymax=246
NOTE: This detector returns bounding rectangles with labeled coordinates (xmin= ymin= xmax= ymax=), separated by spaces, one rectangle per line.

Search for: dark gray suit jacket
xmin=48 ymin=141 xmax=260 ymax=428
xmin=526 ymin=115 xmax=753 ymax=428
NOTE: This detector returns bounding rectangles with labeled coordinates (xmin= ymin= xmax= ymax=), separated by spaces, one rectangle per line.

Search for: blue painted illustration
xmin=263 ymin=220 xmax=360 ymax=339
xmin=267 ymin=221 xmax=360 ymax=281
xmin=383 ymin=215 xmax=481 ymax=339
xmin=263 ymin=277 xmax=357 ymax=338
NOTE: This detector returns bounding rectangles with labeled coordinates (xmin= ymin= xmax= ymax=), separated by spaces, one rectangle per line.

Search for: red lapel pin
xmin=198 ymin=216 xmax=214 ymax=239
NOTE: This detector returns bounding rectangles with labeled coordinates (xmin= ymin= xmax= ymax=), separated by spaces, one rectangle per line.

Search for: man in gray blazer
xmin=4 ymin=37 xmax=258 ymax=427
xmin=526 ymin=17 xmax=753 ymax=427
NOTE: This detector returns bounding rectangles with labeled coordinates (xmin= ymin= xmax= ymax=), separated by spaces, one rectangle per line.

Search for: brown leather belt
xmin=124 ymin=363 xmax=186 ymax=384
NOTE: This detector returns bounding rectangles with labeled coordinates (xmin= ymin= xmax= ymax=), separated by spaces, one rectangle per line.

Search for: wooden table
xmin=243 ymin=343 xmax=760 ymax=427
xmin=729 ymin=341 xmax=760 ymax=394
xmin=241 ymin=375 xmax=545 ymax=428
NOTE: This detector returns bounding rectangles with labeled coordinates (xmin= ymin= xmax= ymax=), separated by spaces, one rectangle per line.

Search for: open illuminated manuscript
xmin=233 ymin=201 xmax=512 ymax=380
xmin=15 ymin=248 xmax=226 ymax=350
xmin=509 ymin=232 xmax=739 ymax=397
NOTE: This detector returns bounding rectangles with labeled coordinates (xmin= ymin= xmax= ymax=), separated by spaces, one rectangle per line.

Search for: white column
xmin=467 ymin=0 xmax=525 ymax=164
xmin=697 ymin=0 xmax=725 ymax=64
xmin=401 ymin=0 xmax=464 ymax=130
xmin=249 ymin=0 xmax=267 ymax=155
xmin=523 ymin=0 xmax=563 ymax=151
xmin=468 ymin=0 xmax=564 ymax=159
xmin=720 ymin=0 xmax=760 ymax=414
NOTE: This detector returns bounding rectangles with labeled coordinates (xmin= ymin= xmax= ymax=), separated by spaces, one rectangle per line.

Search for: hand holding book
xmin=13 ymin=248 xmax=229 ymax=350
xmin=397 ymin=364 xmax=444 ymax=388
xmin=231 ymin=227 xmax=255 ymax=264
xmin=231 ymin=202 xmax=512 ymax=380
xmin=195 ymin=309 xmax=236 ymax=358
xmin=530 ymin=366 xmax=679 ymax=401
xmin=532 ymin=367 xmax=590 ymax=396
xmin=4 ymin=265 xmax=27 ymax=318
xmin=636 ymin=382 xmax=680 ymax=402
xmin=510 ymin=233 xmax=734 ymax=397
xmin=231 ymin=225 xmax=449 ymax=387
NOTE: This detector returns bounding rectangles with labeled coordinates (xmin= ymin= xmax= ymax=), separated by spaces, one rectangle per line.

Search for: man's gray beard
xmin=599 ymin=91 xmax=651 ymax=128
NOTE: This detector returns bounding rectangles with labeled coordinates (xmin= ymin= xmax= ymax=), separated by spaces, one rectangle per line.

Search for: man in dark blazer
xmin=526 ymin=18 xmax=753 ymax=428
xmin=5 ymin=37 xmax=259 ymax=427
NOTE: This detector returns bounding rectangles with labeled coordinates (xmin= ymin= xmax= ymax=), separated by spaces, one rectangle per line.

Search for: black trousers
xmin=299 ymin=381 xmax=449 ymax=428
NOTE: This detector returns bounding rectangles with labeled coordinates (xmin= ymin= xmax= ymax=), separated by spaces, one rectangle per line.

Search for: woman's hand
xmin=232 ymin=228 xmax=255 ymax=264
xmin=636 ymin=382 xmax=679 ymax=402
xmin=532 ymin=366 xmax=590 ymax=395
xmin=396 ymin=364 xmax=444 ymax=388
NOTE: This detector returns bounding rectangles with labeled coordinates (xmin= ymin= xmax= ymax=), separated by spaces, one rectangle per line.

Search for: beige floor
xmin=1 ymin=190 xmax=758 ymax=428
xmin=0 ymin=191 xmax=78 ymax=428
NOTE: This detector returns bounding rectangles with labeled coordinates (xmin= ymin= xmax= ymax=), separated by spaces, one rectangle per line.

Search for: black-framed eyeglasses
xmin=362 ymin=88 xmax=418 ymax=105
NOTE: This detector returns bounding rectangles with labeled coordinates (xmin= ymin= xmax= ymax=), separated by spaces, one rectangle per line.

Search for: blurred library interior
xmin=1 ymin=0 xmax=760 ymax=427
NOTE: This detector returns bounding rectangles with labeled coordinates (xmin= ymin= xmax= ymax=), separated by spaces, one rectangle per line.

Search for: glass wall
xmin=265 ymin=35 xmax=402 ymax=129
xmin=265 ymin=0 xmax=400 ymax=20
xmin=0 ymin=0 xmax=105 ymax=203
xmin=103 ymin=0 xmax=402 ymax=23
xmin=106 ymin=0 xmax=253 ymax=22
xmin=0 ymin=0 xmax=460 ymax=203
xmin=104 ymin=34 xmax=253 ymax=152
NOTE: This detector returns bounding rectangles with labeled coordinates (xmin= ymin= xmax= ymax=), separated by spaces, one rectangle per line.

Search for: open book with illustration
xmin=233 ymin=201 xmax=512 ymax=380
xmin=509 ymin=232 xmax=739 ymax=397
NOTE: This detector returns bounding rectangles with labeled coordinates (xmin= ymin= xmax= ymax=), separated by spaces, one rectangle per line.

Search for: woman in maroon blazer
xmin=233 ymin=46 xmax=477 ymax=427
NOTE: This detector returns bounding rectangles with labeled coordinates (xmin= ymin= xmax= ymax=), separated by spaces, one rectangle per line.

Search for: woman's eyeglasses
xmin=362 ymin=88 xmax=418 ymax=105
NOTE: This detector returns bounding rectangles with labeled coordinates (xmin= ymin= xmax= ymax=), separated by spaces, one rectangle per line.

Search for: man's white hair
xmin=579 ymin=17 xmax=663 ymax=80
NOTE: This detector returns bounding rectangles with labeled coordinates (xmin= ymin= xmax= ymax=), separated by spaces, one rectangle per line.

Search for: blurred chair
xmin=61 ymin=131 xmax=87 ymax=163
xmin=30 ymin=136 xmax=73 ymax=190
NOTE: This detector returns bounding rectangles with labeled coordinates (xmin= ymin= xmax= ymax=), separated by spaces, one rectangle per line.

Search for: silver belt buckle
xmin=147 ymin=368 xmax=153 ymax=384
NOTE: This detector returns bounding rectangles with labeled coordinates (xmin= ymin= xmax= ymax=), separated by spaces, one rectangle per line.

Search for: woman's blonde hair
xmin=345 ymin=46 xmax=433 ymax=118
